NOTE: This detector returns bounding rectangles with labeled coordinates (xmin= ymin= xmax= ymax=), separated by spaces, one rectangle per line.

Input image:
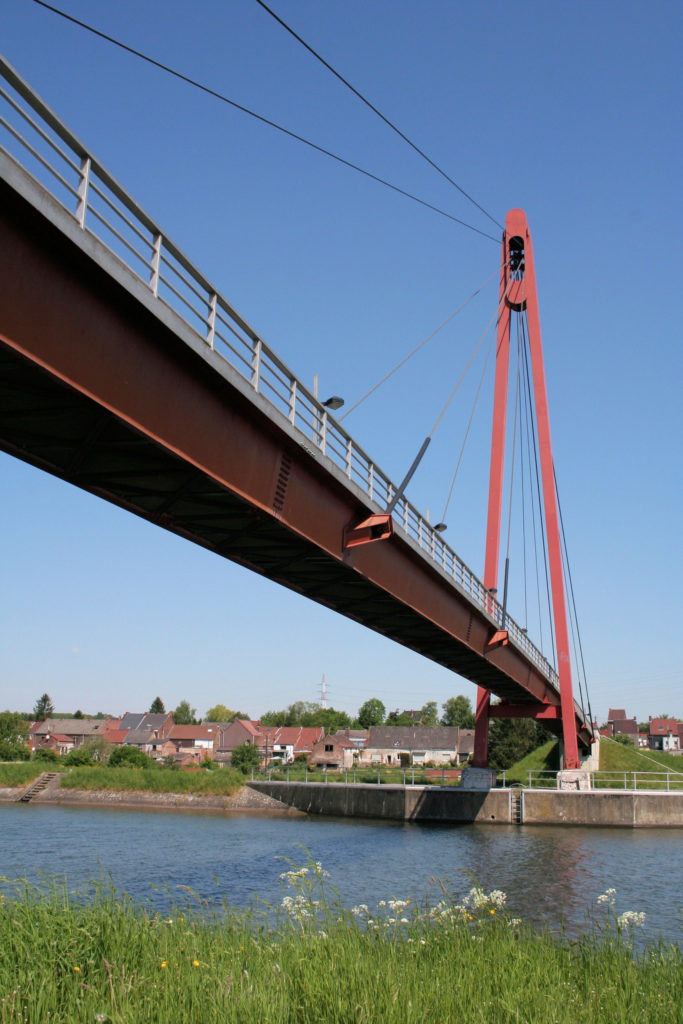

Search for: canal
xmin=0 ymin=803 xmax=680 ymax=947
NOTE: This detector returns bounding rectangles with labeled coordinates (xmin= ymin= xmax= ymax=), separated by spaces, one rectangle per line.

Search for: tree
xmin=357 ymin=698 xmax=386 ymax=729
xmin=149 ymin=697 xmax=165 ymax=714
xmin=441 ymin=696 xmax=475 ymax=729
xmin=0 ymin=712 xmax=31 ymax=761
xmin=260 ymin=709 xmax=287 ymax=727
xmin=231 ymin=742 xmax=262 ymax=773
xmin=419 ymin=701 xmax=439 ymax=727
xmin=487 ymin=718 xmax=549 ymax=771
xmin=386 ymin=709 xmax=415 ymax=726
xmin=73 ymin=709 xmax=84 ymax=720
xmin=33 ymin=694 xmax=54 ymax=722
xmin=173 ymin=700 xmax=197 ymax=725
xmin=204 ymin=705 xmax=248 ymax=723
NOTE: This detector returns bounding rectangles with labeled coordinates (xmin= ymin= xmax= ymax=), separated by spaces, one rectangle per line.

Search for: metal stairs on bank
xmin=17 ymin=772 xmax=59 ymax=803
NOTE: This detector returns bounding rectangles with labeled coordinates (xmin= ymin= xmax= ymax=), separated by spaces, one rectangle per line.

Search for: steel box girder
xmin=0 ymin=180 xmax=580 ymax=728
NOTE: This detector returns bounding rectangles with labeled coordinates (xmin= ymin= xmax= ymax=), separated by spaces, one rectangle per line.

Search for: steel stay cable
xmin=560 ymin=524 xmax=587 ymax=721
xmin=428 ymin=275 xmax=514 ymax=441
xmin=30 ymin=0 xmax=499 ymax=243
xmin=518 ymin=317 xmax=529 ymax=630
xmin=520 ymin=308 xmax=556 ymax=668
xmin=504 ymin=333 xmax=521 ymax=564
xmin=521 ymin=333 xmax=544 ymax=653
xmin=340 ymin=266 xmax=499 ymax=421
xmin=438 ymin=328 xmax=496 ymax=525
xmin=254 ymin=0 xmax=503 ymax=230
xmin=554 ymin=465 xmax=595 ymax=729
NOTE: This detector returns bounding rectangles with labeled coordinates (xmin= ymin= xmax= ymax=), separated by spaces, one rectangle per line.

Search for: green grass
xmin=599 ymin=739 xmax=683 ymax=774
xmin=505 ymin=739 xmax=683 ymax=790
xmin=505 ymin=740 xmax=560 ymax=784
xmin=58 ymin=766 xmax=245 ymax=795
xmin=0 ymin=762 xmax=60 ymax=787
xmin=0 ymin=862 xmax=679 ymax=1024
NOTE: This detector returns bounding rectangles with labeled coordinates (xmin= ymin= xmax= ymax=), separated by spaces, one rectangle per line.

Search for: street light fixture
xmin=323 ymin=396 xmax=344 ymax=411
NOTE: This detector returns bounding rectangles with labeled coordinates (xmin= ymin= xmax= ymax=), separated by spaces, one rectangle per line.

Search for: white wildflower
xmin=597 ymin=888 xmax=617 ymax=906
xmin=617 ymin=911 xmax=646 ymax=929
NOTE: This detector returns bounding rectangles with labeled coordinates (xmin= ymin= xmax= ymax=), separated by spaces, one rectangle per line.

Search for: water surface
xmin=0 ymin=804 xmax=679 ymax=946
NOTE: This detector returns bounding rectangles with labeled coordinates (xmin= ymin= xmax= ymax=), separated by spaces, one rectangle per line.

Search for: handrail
xmin=0 ymin=55 xmax=565 ymax=693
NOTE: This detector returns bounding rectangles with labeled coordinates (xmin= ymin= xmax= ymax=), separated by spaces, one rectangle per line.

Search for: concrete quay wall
xmin=248 ymin=782 xmax=683 ymax=827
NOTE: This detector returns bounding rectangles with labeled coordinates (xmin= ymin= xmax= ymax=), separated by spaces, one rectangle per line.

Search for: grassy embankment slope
xmin=0 ymin=866 xmax=679 ymax=1024
xmin=0 ymin=762 xmax=65 ymax=787
xmin=505 ymin=738 xmax=683 ymax=786
xmin=0 ymin=763 xmax=244 ymax=795
xmin=58 ymin=766 xmax=245 ymax=795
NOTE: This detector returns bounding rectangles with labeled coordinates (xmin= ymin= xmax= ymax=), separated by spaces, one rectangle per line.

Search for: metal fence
xmin=0 ymin=56 xmax=561 ymax=687
xmin=251 ymin=765 xmax=463 ymax=787
xmin=525 ymin=770 xmax=683 ymax=792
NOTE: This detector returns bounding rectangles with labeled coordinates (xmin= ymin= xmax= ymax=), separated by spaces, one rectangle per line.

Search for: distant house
xmin=606 ymin=709 xmax=639 ymax=740
xmin=648 ymin=718 xmax=681 ymax=752
xmin=34 ymin=732 xmax=73 ymax=756
xmin=309 ymin=731 xmax=363 ymax=769
xmin=215 ymin=720 xmax=264 ymax=761
xmin=31 ymin=717 xmax=111 ymax=749
xmin=360 ymin=726 xmax=466 ymax=766
xmin=118 ymin=712 xmax=175 ymax=757
xmin=264 ymin=726 xmax=325 ymax=764
xmin=167 ymin=724 xmax=219 ymax=758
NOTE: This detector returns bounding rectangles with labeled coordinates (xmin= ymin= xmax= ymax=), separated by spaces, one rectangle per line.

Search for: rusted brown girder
xmin=0 ymin=183 xmax=591 ymax=747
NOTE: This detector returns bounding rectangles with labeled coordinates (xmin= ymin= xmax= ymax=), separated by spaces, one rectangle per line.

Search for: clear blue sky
xmin=1 ymin=0 xmax=680 ymax=723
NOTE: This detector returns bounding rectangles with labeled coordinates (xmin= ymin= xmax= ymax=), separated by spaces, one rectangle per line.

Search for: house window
xmin=324 ymin=744 xmax=333 ymax=752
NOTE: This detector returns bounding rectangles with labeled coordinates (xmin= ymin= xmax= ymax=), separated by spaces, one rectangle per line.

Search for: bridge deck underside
xmin=0 ymin=180 xmax=589 ymax=746
xmin=0 ymin=343 xmax=536 ymax=702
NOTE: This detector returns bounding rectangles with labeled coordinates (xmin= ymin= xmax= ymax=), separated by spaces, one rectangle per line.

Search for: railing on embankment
xmin=248 ymin=780 xmax=683 ymax=828
xmin=524 ymin=770 xmax=683 ymax=792
xmin=0 ymin=55 xmax=565 ymax=695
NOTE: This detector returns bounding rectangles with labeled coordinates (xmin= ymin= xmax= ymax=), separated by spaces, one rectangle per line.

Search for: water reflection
xmin=0 ymin=804 xmax=679 ymax=947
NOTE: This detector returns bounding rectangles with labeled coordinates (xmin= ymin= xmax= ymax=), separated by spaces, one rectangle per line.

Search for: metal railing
xmin=525 ymin=770 xmax=683 ymax=792
xmin=251 ymin=765 xmax=463 ymax=787
xmin=0 ymin=56 xmax=560 ymax=688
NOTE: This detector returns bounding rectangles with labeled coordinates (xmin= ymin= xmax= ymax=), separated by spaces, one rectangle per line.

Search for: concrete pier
xmin=248 ymin=781 xmax=683 ymax=828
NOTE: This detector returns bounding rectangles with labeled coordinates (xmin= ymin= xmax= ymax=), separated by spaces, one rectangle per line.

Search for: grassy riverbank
xmin=0 ymin=863 xmax=679 ymax=1024
xmin=58 ymin=766 xmax=244 ymax=796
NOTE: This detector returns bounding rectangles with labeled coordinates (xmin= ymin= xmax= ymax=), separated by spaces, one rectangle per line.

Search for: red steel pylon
xmin=473 ymin=209 xmax=581 ymax=770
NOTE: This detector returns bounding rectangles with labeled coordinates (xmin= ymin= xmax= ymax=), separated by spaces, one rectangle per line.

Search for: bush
xmin=0 ymin=739 xmax=30 ymax=761
xmin=32 ymin=748 xmax=59 ymax=764
xmin=231 ymin=742 xmax=262 ymax=774
xmin=108 ymin=746 xmax=155 ymax=769
xmin=63 ymin=747 xmax=95 ymax=767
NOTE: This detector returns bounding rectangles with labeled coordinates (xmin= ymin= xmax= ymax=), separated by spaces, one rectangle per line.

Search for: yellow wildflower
xmin=160 ymin=962 xmax=167 ymax=969
xmin=490 ymin=909 xmax=496 ymax=915
xmin=192 ymin=960 xmax=200 ymax=967
xmin=73 ymin=966 xmax=80 ymax=973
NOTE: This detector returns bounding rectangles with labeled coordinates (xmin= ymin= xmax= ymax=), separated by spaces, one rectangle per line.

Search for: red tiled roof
xmin=649 ymin=718 xmax=679 ymax=735
xmin=266 ymin=726 xmax=325 ymax=752
xmin=169 ymin=725 xmax=218 ymax=740
xmin=102 ymin=729 xmax=129 ymax=744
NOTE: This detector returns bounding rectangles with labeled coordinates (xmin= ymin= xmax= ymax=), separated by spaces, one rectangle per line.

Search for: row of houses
xmin=30 ymin=713 xmax=474 ymax=767
xmin=602 ymin=709 xmax=682 ymax=752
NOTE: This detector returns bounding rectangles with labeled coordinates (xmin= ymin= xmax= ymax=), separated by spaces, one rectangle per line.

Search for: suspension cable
xmin=340 ymin=267 xmax=499 ymax=421
xmin=31 ymin=0 xmax=500 ymax=243
xmin=254 ymin=0 xmax=503 ymax=230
